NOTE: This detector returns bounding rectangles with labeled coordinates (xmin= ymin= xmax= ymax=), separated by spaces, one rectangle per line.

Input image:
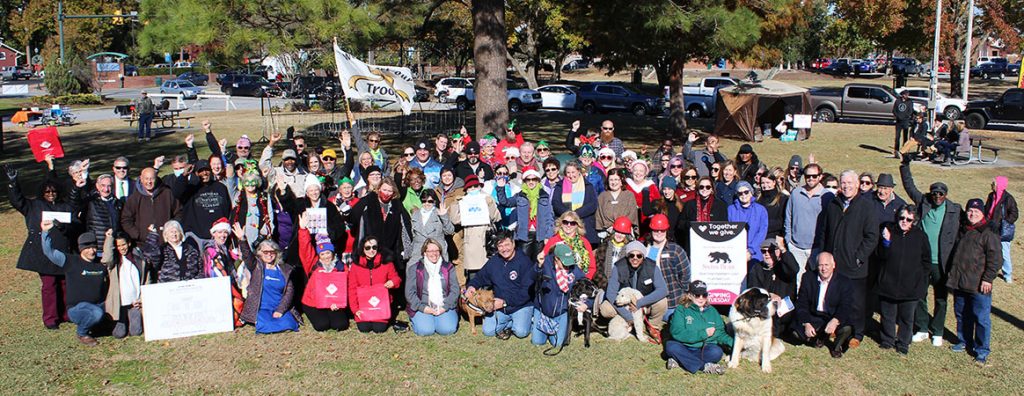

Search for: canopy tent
xmin=714 ymin=80 xmax=812 ymax=141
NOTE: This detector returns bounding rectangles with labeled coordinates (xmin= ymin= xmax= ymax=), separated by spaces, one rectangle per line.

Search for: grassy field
xmin=2 ymin=90 xmax=1024 ymax=394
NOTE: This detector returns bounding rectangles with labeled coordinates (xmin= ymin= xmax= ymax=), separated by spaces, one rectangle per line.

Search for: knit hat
xmin=315 ymin=233 xmax=334 ymax=254
xmin=736 ymin=180 xmax=753 ymax=194
xmin=415 ymin=139 xmax=431 ymax=152
xmin=597 ymin=147 xmax=615 ymax=158
xmin=77 ymin=233 xmax=98 ymax=250
xmin=661 ymin=176 xmax=678 ymax=190
xmin=304 ymin=174 xmax=322 ymax=191
xmin=237 ymin=135 xmax=251 ymax=147
xmin=622 ymin=150 xmax=638 ymax=161
xmin=465 ymin=141 xmax=481 ymax=154
xmin=210 ymin=217 xmax=231 ymax=234
xmin=624 ymin=240 xmax=646 ymax=255
xmin=463 ymin=174 xmax=482 ymax=190
xmin=966 ymin=198 xmax=985 ymax=212
xmin=788 ymin=155 xmax=802 ymax=168
xmin=364 ymin=165 xmax=382 ymax=179
xmin=553 ymin=244 xmax=577 ymax=267
xmin=195 ymin=160 xmax=211 ymax=171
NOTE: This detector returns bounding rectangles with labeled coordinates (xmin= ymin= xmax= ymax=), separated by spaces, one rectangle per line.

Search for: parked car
xmin=159 ymin=79 xmax=205 ymax=99
xmin=562 ymin=59 xmax=592 ymax=71
xmin=684 ymin=86 xmax=722 ymax=118
xmin=219 ymin=74 xmax=281 ymax=97
xmin=894 ymin=87 xmax=966 ymax=120
xmin=853 ymin=59 xmax=876 ymax=73
xmin=177 ymin=71 xmax=209 ymax=86
xmin=150 ymin=63 xmax=171 ymax=69
xmin=124 ymin=65 xmax=139 ymax=77
xmin=414 ymin=86 xmax=429 ymax=102
xmin=888 ymin=58 xmax=920 ymax=75
xmin=172 ymin=61 xmax=195 ymax=68
xmin=434 ymin=77 xmax=473 ymax=103
xmin=576 ymin=83 xmax=664 ymax=116
xmin=825 ymin=58 xmax=853 ymax=75
xmin=1 ymin=66 xmax=32 ymax=80
xmin=811 ymin=58 xmax=832 ymax=69
xmin=682 ymin=77 xmax=737 ymax=97
xmin=977 ymin=56 xmax=1007 ymax=66
xmin=286 ymin=75 xmax=340 ymax=99
xmin=970 ymin=62 xmax=1010 ymax=79
xmin=462 ymin=79 xmax=542 ymax=113
xmin=963 ymin=88 xmax=1024 ymax=129
xmin=1008 ymin=62 xmax=1021 ymax=76
xmin=918 ymin=60 xmax=950 ymax=78
xmin=537 ymin=84 xmax=580 ymax=109
xmin=810 ymin=83 xmax=924 ymax=122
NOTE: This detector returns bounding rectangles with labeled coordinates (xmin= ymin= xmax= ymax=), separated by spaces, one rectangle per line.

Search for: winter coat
xmin=669 ymin=302 xmax=733 ymax=349
xmin=534 ymin=255 xmax=586 ymax=318
xmin=495 ymin=185 xmax=555 ymax=242
xmin=238 ymin=242 xmax=301 ymax=324
xmin=899 ymin=163 xmax=962 ymax=272
xmin=101 ymin=237 xmax=150 ymax=320
xmin=680 ymin=195 xmax=729 ymax=253
xmin=121 ymin=184 xmax=180 ymax=245
xmin=172 ymin=175 xmax=233 ymax=240
xmin=405 ymin=259 xmax=460 ymax=318
xmin=596 ymin=190 xmax=639 ymax=235
xmin=946 ymin=222 xmax=1002 ymax=294
xmin=552 ymin=179 xmax=600 ymax=245
xmin=83 ymin=193 xmax=122 ymax=249
xmin=348 ymin=255 xmax=401 ymax=323
xmin=728 ymin=201 xmax=769 ymax=262
xmin=9 ymin=177 xmax=82 ymax=275
xmin=986 ymin=191 xmax=1018 ymax=241
xmin=816 ymin=193 xmax=880 ymax=279
xmin=406 ymin=207 xmax=454 ymax=264
xmin=143 ymin=231 xmax=204 ymax=283
xmin=876 ymin=225 xmax=931 ymax=301
xmin=758 ymin=190 xmax=788 ymax=240
xmin=746 ymin=251 xmax=799 ymax=302
xmin=276 ymin=188 xmax=346 ymax=266
xmin=348 ymin=192 xmax=412 ymax=262
xmin=542 ymin=233 xmax=597 ymax=280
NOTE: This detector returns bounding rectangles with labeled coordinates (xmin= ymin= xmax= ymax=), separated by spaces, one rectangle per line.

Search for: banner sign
xmin=141 ymin=277 xmax=234 ymax=341
xmin=96 ymin=62 xmax=121 ymax=72
xmin=333 ymin=42 xmax=415 ymax=115
xmin=689 ymin=222 xmax=748 ymax=305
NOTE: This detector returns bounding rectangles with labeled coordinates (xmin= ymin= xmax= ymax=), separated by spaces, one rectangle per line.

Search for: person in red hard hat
xmin=647 ymin=213 xmax=690 ymax=321
xmin=596 ymin=216 xmax=636 ymax=285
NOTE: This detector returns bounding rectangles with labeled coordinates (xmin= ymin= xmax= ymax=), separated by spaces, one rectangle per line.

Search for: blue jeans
xmin=410 ymin=310 xmax=459 ymax=336
xmin=935 ymin=141 xmax=956 ymax=159
xmin=953 ymin=290 xmax=992 ymax=360
xmin=482 ymin=306 xmax=533 ymax=338
xmin=665 ymin=340 xmax=724 ymax=373
xmin=531 ymin=311 xmax=569 ymax=347
xmin=1002 ymin=241 xmax=1012 ymax=278
xmin=138 ymin=113 xmax=153 ymax=138
xmin=67 ymin=302 xmax=105 ymax=337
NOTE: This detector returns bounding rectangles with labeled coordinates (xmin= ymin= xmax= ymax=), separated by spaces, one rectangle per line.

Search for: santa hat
xmin=522 ymin=166 xmax=541 ymax=180
xmin=210 ymin=217 xmax=231 ymax=234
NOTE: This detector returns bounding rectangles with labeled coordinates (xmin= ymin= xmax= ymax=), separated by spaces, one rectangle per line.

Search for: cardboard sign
xmin=304 ymin=270 xmax=348 ymax=309
xmin=141 ymin=277 xmax=234 ymax=341
xmin=305 ymin=207 xmax=328 ymax=235
xmin=689 ymin=222 xmax=748 ymax=305
xmin=27 ymin=126 xmax=64 ymax=162
xmin=793 ymin=114 xmax=813 ymax=129
xmin=458 ymin=194 xmax=491 ymax=227
xmin=356 ymin=284 xmax=391 ymax=322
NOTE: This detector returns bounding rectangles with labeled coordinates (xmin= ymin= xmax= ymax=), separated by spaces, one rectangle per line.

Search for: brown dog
xmin=460 ymin=289 xmax=495 ymax=335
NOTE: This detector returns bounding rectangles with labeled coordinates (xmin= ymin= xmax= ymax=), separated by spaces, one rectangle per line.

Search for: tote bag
xmin=356 ymin=284 xmax=391 ymax=322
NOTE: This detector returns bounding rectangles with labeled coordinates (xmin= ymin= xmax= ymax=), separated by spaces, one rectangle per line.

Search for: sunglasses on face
xmin=562 ymin=220 xmax=578 ymax=226
xmin=693 ymin=293 xmax=709 ymax=298
xmin=899 ymin=216 xmax=915 ymax=222
xmin=296 ymin=144 xmax=306 ymax=148
xmin=826 ymin=184 xmax=838 ymax=189
xmin=599 ymin=155 xmax=614 ymax=160
xmin=259 ymin=250 xmax=277 ymax=255
xmin=422 ymin=199 xmax=435 ymax=204
xmin=671 ymin=164 xmax=684 ymax=169
xmin=737 ymin=190 xmax=752 ymax=196
xmin=805 ymin=173 xmax=821 ymax=179
xmin=496 ymin=172 xmax=509 ymax=176
xmin=601 ymin=127 xmax=614 ymax=131
xmin=242 ymin=181 xmax=259 ymax=187
xmin=114 ymin=166 xmax=129 ymax=170
xmin=537 ymin=147 xmax=550 ymax=152
xmin=364 ymin=245 xmax=378 ymax=251
xmin=525 ymin=177 xmax=540 ymax=182
xmin=628 ymin=253 xmax=644 ymax=259
xmin=368 ymin=139 xmax=380 ymax=143
xmin=546 ymin=168 xmax=558 ymax=172
xmin=505 ymin=157 xmax=517 ymax=161
xmin=404 ymin=153 xmax=415 ymax=157
xmin=684 ymin=175 xmax=698 ymax=180
xmin=322 ymin=157 xmax=335 ymax=162
xmin=761 ymin=249 xmax=772 ymax=254
xmin=698 ymin=185 xmax=713 ymax=190
xmin=712 ymin=167 xmax=721 ymax=172
xmin=861 ymin=180 xmax=873 ymax=186
xmin=931 ymin=191 xmax=945 ymax=197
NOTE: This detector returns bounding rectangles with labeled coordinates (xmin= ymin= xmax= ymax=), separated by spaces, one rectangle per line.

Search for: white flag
xmin=333 ymin=43 xmax=416 ymax=115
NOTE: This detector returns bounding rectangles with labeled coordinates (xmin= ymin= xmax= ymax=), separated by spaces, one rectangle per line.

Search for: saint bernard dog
xmin=728 ymin=288 xmax=785 ymax=373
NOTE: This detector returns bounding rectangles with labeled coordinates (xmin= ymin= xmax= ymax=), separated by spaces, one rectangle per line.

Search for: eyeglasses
xmin=898 ymin=216 xmax=915 ymax=222
xmin=684 ymin=175 xmax=698 ymax=180
xmin=761 ymin=249 xmax=772 ymax=254
xmin=537 ymin=147 xmax=550 ymax=152
xmin=364 ymin=244 xmax=378 ymax=251
xmin=737 ymin=190 xmax=752 ymax=196
xmin=404 ymin=153 xmax=415 ymax=157
xmin=693 ymin=293 xmax=709 ymax=299
xmin=931 ymin=191 xmax=945 ymax=197
xmin=698 ymin=185 xmax=713 ymax=190
xmin=114 ymin=166 xmax=129 ymax=170
xmin=422 ymin=199 xmax=435 ymax=204
xmin=259 ymin=250 xmax=277 ymax=255
xmin=237 ymin=146 xmax=251 ymax=150
xmin=496 ymin=172 xmax=509 ymax=176
xmin=628 ymin=253 xmax=644 ymax=259
xmin=545 ymin=168 xmax=559 ymax=172
xmin=860 ymin=180 xmax=873 ymax=186
xmin=601 ymin=127 xmax=614 ymax=131
xmin=296 ymin=144 xmax=306 ymax=148
xmin=322 ymin=157 xmax=336 ymax=162
xmin=368 ymin=139 xmax=380 ymax=143
xmin=661 ymin=159 xmax=670 ymax=163
xmin=525 ymin=177 xmax=540 ymax=182
xmin=804 ymin=173 xmax=821 ymax=179
xmin=826 ymin=184 xmax=839 ymax=189
xmin=711 ymin=167 xmax=721 ymax=172
xmin=561 ymin=220 xmax=578 ymax=226
xmin=671 ymin=164 xmax=684 ymax=169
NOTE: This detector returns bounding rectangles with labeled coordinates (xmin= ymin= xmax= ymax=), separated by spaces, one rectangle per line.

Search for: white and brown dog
xmin=609 ymin=287 xmax=649 ymax=343
xmin=728 ymin=288 xmax=785 ymax=373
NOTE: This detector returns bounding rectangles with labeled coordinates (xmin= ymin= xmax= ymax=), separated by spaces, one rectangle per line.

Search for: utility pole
xmin=57 ymin=1 xmax=138 ymax=63
xmin=962 ymin=0 xmax=976 ymax=101
xmin=58 ymin=0 xmax=64 ymax=62
xmin=929 ymin=0 xmax=942 ymax=120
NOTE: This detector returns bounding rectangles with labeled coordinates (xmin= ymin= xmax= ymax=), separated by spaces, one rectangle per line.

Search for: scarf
xmin=556 ymin=266 xmax=570 ymax=293
xmin=520 ymin=183 xmax=542 ymax=219
xmin=696 ymin=195 xmax=714 ymax=222
xmin=562 ymin=177 xmax=586 ymax=210
xmin=557 ymin=230 xmax=589 ymax=274
xmin=989 ymin=176 xmax=1008 ymax=218
xmin=423 ymin=257 xmax=444 ymax=308
xmin=966 ymin=218 xmax=989 ymax=232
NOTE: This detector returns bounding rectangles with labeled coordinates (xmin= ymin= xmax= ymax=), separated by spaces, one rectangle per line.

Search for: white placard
xmin=458 ymin=193 xmax=491 ymax=227
xmin=141 ymin=277 xmax=234 ymax=341
xmin=305 ymin=207 xmax=328 ymax=235
xmin=2 ymin=84 xmax=28 ymax=95
xmin=689 ymin=222 xmax=748 ymax=306
xmin=793 ymin=114 xmax=812 ymax=129
xmin=41 ymin=211 xmax=71 ymax=223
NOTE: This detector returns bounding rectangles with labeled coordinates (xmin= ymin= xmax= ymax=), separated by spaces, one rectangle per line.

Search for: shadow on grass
xmin=992 ymin=305 xmax=1024 ymax=332
xmin=858 ymin=144 xmax=893 ymax=155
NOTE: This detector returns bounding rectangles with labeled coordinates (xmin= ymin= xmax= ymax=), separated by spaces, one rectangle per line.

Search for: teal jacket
xmin=669 ymin=303 xmax=734 ymax=349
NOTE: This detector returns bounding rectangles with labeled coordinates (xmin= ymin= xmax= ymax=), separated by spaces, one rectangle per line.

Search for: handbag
xmin=304 ymin=269 xmax=348 ymax=309
xmin=1000 ymin=205 xmax=1015 ymax=242
xmin=356 ymin=284 xmax=391 ymax=322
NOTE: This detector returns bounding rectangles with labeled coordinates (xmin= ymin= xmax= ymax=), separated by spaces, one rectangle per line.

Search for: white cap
xmin=304 ymin=174 xmax=322 ymax=192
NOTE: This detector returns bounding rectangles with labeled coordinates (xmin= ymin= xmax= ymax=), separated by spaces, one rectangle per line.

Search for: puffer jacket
xmin=876 ymin=225 xmax=930 ymax=301
xmin=946 ymin=221 xmax=1002 ymax=294
xmin=143 ymin=230 xmax=204 ymax=283
xmin=84 ymin=193 xmax=122 ymax=249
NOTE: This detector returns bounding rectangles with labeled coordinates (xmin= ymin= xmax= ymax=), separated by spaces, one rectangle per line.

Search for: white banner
xmin=2 ymin=84 xmax=28 ymax=96
xmin=333 ymin=42 xmax=415 ymax=115
xmin=689 ymin=222 xmax=748 ymax=306
xmin=141 ymin=277 xmax=234 ymax=341
xmin=458 ymin=194 xmax=491 ymax=227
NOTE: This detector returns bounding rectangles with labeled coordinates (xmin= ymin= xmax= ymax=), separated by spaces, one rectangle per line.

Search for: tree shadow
xmin=858 ymin=144 xmax=892 ymax=155
xmin=992 ymin=305 xmax=1024 ymax=332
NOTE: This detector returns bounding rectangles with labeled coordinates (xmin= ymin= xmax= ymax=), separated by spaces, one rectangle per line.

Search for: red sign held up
xmin=27 ymin=126 xmax=64 ymax=162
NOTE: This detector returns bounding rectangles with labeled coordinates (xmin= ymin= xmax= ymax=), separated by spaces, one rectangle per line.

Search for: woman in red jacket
xmin=297 ymin=213 xmax=350 ymax=332
xmin=347 ymin=236 xmax=401 ymax=333
xmin=539 ymin=211 xmax=596 ymax=280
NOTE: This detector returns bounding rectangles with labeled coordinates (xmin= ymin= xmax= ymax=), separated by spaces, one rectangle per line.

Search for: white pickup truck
xmin=683 ymin=77 xmax=737 ymax=97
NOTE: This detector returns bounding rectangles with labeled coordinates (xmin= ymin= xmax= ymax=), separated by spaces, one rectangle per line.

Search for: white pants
xmin=790 ymin=246 xmax=812 ymax=290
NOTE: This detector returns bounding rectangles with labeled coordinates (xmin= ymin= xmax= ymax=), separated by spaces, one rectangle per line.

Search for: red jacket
xmin=542 ymin=233 xmax=597 ymax=280
xmin=297 ymin=228 xmax=347 ymax=308
xmin=347 ymin=255 xmax=400 ymax=322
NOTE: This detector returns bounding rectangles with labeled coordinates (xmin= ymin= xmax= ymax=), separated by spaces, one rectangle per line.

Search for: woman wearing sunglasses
xmin=680 ymin=177 xmax=729 ymax=254
xmin=236 ymin=228 xmax=300 ymax=334
xmin=540 ymin=212 xmax=596 ymax=280
xmin=678 ymin=166 xmax=699 ymax=203
xmin=495 ymin=167 xmax=554 ymax=262
xmin=348 ymin=236 xmax=401 ymax=333
xmin=876 ymin=206 xmax=930 ymax=355
xmin=406 ymin=190 xmax=453 ymax=265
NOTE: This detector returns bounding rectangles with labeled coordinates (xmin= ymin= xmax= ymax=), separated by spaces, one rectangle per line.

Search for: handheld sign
xmin=27 ymin=126 xmax=64 ymax=162
xmin=141 ymin=277 xmax=234 ymax=341
xmin=689 ymin=222 xmax=748 ymax=305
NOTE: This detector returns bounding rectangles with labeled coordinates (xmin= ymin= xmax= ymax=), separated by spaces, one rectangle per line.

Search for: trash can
xmin=154 ymin=76 xmax=163 ymax=86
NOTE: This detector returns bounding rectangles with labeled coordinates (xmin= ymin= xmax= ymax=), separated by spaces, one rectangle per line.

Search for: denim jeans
xmin=531 ymin=311 xmax=568 ymax=347
xmin=953 ymin=290 xmax=992 ymax=361
xmin=67 ymin=302 xmax=105 ymax=337
xmin=1002 ymin=241 xmax=1012 ymax=279
xmin=411 ymin=310 xmax=459 ymax=336
xmin=482 ymin=306 xmax=533 ymax=338
xmin=138 ymin=113 xmax=154 ymax=139
xmin=665 ymin=340 xmax=724 ymax=373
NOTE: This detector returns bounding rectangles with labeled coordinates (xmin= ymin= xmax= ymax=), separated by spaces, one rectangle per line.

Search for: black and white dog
xmin=569 ymin=278 xmax=607 ymax=348
xmin=728 ymin=288 xmax=786 ymax=373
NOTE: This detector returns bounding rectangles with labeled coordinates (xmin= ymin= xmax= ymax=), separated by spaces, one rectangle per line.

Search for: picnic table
xmin=952 ymin=136 xmax=999 ymax=165
xmin=122 ymin=109 xmax=193 ymax=129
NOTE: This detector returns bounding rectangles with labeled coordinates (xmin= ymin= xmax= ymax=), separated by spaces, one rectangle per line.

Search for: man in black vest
xmin=600 ymin=241 xmax=669 ymax=339
xmin=40 ymin=220 xmax=109 ymax=346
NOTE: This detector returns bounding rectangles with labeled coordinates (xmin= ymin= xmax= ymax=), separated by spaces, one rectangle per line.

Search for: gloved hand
xmin=2 ymin=163 xmax=17 ymax=181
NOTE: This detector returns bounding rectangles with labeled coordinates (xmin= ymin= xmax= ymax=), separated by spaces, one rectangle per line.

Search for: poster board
xmin=141 ymin=277 xmax=234 ymax=341
xmin=458 ymin=194 xmax=490 ymax=227
xmin=305 ymin=207 xmax=328 ymax=236
xmin=793 ymin=114 xmax=813 ymax=129
xmin=689 ymin=222 xmax=748 ymax=306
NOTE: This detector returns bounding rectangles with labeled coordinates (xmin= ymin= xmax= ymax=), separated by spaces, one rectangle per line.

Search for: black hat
xmin=739 ymin=144 xmax=754 ymax=154
xmin=966 ymin=198 xmax=985 ymax=212
xmin=78 ymin=233 xmax=98 ymax=250
xmin=465 ymin=141 xmax=481 ymax=155
xmin=788 ymin=155 xmax=802 ymax=168
xmin=195 ymin=160 xmax=211 ymax=171
xmin=415 ymin=139 xmax=431 ymax=151
xmin=876 ymin=173 xmax=896 ymax=188
xmin=689 ymin=280 xmax=708 ymax=296
xmin=929 ymin=182 xmax=948 ymax=195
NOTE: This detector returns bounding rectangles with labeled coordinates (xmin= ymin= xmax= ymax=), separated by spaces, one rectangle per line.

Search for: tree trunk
xmin=668 ymin=58 xmax=687 ymax=138
xmin=948 ymin=61 xmax=963 ymax=97
xmin=472 ymin=0 xmax=509 ymax=140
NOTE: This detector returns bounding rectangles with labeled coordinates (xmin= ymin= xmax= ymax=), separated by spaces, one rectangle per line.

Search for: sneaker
xmin=932 ymin=336 xmax=943 ymax=347
xmin=495 ymin=328 xmax=513 ymax=340
xmin=666 ymin=358 xmax=680 ymax=371
xmin=879 ymin=343 xmax=894 ymax=350
xmin=77 ymin=336 xmax=99 ymax=346
xmin=701 ymin=362 xmax=725 ymax=375
xmin=974 ymin=358 xmax=989 ymax=367
xmin=950 ymin=343 xmax=966 ymax=353
xmin=912 ymin=332 xmax=929 ymax=343
xmin=1006 ymin=275 xmax=1014 ymax=284
xmin=848 ymin=338 xmax=861 ymax=349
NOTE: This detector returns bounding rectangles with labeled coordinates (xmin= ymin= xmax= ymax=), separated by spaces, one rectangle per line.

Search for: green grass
xmin=1 ymin=86 xmax=1024 ymax=394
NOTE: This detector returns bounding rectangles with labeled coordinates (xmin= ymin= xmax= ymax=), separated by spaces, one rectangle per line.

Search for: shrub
xmin=43 ymin=56 xmax=94 ymax=96
xmin=31 ymin=94 xmax=104 ymax=106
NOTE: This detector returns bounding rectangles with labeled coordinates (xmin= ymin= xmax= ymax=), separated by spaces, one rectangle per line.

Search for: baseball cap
xmin=282 ymin=149 xmax=298 ymax=160
xmin=553 ymin=244 xmax=576 ymax=266
xmin=689 ymin=280 xmax=708 ymax=296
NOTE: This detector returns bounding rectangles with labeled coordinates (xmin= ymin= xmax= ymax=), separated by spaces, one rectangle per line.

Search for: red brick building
xmin=0 ymin=43 xmax=23 ymax=68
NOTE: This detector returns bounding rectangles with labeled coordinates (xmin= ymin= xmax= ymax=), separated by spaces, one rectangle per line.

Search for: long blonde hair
xmin=556 ymin=211 xmax=586 ymax=238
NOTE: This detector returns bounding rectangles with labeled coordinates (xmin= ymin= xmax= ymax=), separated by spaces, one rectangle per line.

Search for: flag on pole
xmin=333 ymin=42 xmax=416 ymax=115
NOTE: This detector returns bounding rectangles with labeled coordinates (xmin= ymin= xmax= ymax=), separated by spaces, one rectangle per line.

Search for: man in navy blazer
xmin=793 ymin=252 xmax=855 ymax=358
xmin=111 ymin=157 xmax=136 ymax=202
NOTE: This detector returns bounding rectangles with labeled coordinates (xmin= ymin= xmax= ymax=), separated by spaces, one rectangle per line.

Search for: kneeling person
xmin=664 ymin=280 xmax=732 ymax=375
xmin=792 ymin=252 xmax=855 ymax=358
xmin=41 ymin=220 xmax=108 ymax=346
xmin=465 ymin=231 xmax=536 ymax=339
xmin=532 ymin=244 xmax=587 ymax=347
xmin=600 ymin=241 xmax=669 ymax=341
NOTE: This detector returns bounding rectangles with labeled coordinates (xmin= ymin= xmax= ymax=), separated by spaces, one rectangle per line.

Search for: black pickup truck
xmin=963 ymin=88 xmax=1024 ymax=129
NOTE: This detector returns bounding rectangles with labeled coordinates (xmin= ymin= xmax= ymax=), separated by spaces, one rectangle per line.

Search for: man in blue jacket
xmin=409 ymin=139 xmax=444 ymax=189
xmin=465 ymin=231 xmax=536 ymax=340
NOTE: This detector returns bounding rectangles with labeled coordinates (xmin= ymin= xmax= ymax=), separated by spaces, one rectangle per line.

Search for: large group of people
xmin=6 ymin=114 xmax=1014 ymax=371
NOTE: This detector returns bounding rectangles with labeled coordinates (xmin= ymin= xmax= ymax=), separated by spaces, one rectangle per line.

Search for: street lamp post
xmin=929 ymin=0 xmax=942 ymax=120
xmin=962 ymin=0 xmax=976 ymax=101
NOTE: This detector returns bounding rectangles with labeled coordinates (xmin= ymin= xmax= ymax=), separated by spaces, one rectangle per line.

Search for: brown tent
xmin=714 ymin=80 xmax=812 ymax=141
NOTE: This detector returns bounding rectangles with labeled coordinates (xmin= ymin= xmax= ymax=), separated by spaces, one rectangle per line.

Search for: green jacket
xmin=669 ymin=303 xmax=734 ymax=349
